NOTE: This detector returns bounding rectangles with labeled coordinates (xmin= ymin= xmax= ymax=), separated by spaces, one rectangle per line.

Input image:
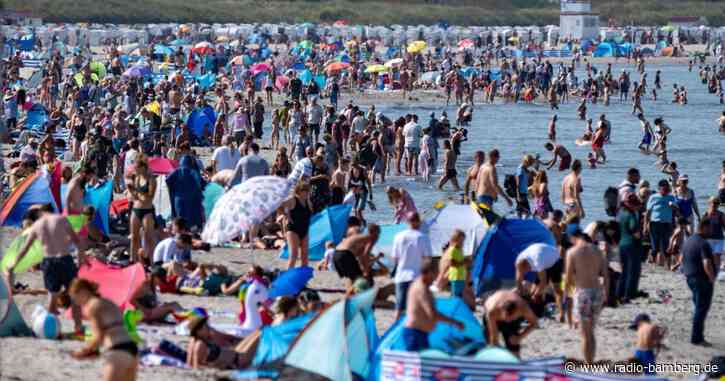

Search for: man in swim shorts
xmin=332 ymin=224 xmax=380 ymax=287
xmin=564 ymin=228 xmax=609 ymax=364
xmin=402 ymin=259 xmax=464 ymax=352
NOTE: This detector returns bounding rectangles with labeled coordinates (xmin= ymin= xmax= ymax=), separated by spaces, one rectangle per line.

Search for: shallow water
xmin=361 ymin=63 xmax=724 ymax=225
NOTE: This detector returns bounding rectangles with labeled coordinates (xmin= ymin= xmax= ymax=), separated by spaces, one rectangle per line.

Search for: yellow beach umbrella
xmin=365 ymin=64 xmax=388 ymax=73
xmin=407 ymin=40 xmax=427 ymax=53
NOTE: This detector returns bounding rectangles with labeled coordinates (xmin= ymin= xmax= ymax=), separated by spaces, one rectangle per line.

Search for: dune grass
xmin=3 ymin=0 xmax=725 ymax=26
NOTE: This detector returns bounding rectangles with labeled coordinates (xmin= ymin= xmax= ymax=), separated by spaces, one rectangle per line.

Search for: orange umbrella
xmin=325 ymin=61 xmax=350 ymax=73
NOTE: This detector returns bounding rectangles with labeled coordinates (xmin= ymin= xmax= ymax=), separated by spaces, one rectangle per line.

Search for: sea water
xmin=364 ymin=64 xmax=723 ymax=225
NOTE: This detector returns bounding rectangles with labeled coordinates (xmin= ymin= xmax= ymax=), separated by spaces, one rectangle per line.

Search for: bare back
xmin=567 ymin=243 xmax=605 ymax=289
xmin=31 ymin=214 xmax=78 ymax=258
xmin=476 ymin=163 xmax=498 ymax=198
xmin=405 ymin=278 xmax=437 ymax=332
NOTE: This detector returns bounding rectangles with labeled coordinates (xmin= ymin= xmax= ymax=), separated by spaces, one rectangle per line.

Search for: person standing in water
xmin=437 ymin=140 xmax=461 ymax=191
xmin=548 ymin=115 xmax=558 ymax=141
xmin=543 ymin=142 xmax=572 ymax=171
xmin=476 ymin=149 xmax=513 ymax=209
xmin=561 ymin=160 xmax=585 ymax=218
xmin=464 ymin=151 xmax=485 ymax=203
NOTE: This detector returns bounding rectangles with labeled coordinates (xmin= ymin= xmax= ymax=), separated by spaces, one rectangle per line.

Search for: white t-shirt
xmin=211 ymin=145 xmax=241 ymax=172
xmin=515 ymin=243 xmax=560 ymax=272
xmin=307 ymin=104 xmax=323 ymax=125
xmin=352 ymin=115 xmax=366 ymax=134
xmin=391 ymin=228 xmax=433 ymax=283
xmin=403 ymin=121 xmax=421 ymax=149
xmin=152 ymin=237 xmax=191 ymax=264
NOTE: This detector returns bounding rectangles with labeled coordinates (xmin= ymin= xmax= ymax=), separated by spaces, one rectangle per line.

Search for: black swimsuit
xmin=286 ymin=197 xmax=312 ymax=239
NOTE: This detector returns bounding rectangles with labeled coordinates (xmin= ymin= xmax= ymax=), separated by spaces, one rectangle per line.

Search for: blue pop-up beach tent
xmin=186 ymin=106 xmax=217 ymax=138
xmin=369 ymin=297 xmax=485 ymax=381
xmin=0 ymin=173 xmax=57 ymax=227
xmin=24 ymin=103 xmax=48 ymax=131
xmin=280 ymin=204 xmax=352 ymax=261
xmin=471 ymin=218 xmax=555 ymax=296
xmin=83 ymin=180 xmax=113 ymax=235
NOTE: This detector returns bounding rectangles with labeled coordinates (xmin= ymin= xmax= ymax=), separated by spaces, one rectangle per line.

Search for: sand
xmin=1 ymin=240 xmax=723 ymax=380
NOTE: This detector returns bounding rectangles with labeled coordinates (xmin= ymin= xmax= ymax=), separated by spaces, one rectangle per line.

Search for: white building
xmin=559 ymin=0 xmax=599 ymax=41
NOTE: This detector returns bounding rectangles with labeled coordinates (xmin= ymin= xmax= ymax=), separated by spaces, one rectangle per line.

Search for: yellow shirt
xmin=446 ymin=247 xmax=466 ymax=281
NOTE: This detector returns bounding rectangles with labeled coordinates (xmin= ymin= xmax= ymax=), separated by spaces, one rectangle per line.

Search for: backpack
xmin=503 ymin=174 xmax=517 ymax=198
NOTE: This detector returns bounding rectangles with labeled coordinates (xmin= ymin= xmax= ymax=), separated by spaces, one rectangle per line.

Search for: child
xmin=667 ymin=217 xmax=690 ymax=271
xmin=317 ymin=241 xmax=336 ymax=272
xmin=444 ymin=230 xmax=467 ymax=297
xmin=587 ymin=152 xmax=597 ymax=169
xmin=629 ymin=313 xmax=666 ymax=374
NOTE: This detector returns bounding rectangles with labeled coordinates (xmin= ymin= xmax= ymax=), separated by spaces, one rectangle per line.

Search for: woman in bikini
xmin=130 ymin=271 xmax=183 ymax=323
xmin=530 ymin=170 xmax=553 ymax=219
xmin=69 ymin=279 xmax=139 ymax=381
xmin=126 ymin=155 xmax=157 ymax=263
xmin=282 ymin=182 xmax=313 ymax=269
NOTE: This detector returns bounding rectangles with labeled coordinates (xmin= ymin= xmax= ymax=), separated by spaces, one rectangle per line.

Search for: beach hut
xmin=471 ymin=218 xmax=555 ymax=296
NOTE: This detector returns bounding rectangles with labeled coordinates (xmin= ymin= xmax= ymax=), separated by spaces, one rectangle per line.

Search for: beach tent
xmin=369 ymin=297 xmax=485 ymax=381
xmin=203 ymin=182 xmax=225 ymax=220
xmin=593 ymin=42 xmax=615 ymax=57
xmin=280 ymin=204 xmax=352 ymax=261
xmin=424 ymin=204 xmax=488 ymax=257
xmin=471 ymin=218 xmax=555 ymax=296
xmin=77 ymin=259 xmax=145 ymax=310
xmin=186 ymin=106 xmax=216 ymax=138
xmin=83 ymin=180 xmax=113 ymax=236
xmin=0 ymin=276 xmax=33 ymax=337
xmin=245 ymin=312 xmax=315 ymax=373
xmin=0 ymin=172 xmax=58 ymax=227
xmin=23 ymin=103 xmax=48 ymax=131
xmin=281 ymin=288 xmax=378 ymax=381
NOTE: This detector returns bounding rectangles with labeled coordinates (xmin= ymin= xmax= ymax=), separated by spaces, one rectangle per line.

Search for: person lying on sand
xmin=130 ymin=270 xmax=184 ymax=323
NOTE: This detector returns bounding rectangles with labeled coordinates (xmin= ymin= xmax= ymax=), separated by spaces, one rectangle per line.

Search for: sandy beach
xmin=1 ymin=235 xmax=723 ymax=380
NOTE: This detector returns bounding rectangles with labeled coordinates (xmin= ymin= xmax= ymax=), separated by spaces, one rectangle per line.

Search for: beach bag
xmin=503 ymin=174 xmax=517 ymax=198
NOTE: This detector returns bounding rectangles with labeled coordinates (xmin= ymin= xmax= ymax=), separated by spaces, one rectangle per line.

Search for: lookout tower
xmin=559 ymin=0 xmax=599 ymax=41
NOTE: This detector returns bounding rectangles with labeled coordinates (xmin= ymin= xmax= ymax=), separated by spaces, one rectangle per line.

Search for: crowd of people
xmin=1 ymin=26 xmax=724 ymax=381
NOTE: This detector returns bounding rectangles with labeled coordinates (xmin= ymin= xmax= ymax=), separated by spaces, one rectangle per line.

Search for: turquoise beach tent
xmin=593 ymin=42 xmax=615 ymax=57
xmin=83 ymin=180 xmax=113 ymax=235
xmin=0 ymin=275 xmax=33 ymax=337
xmin=471 ymin=218 xmax=555 ymax=296
xmin=203 ymin=183 xmax=225 ymax=219
xmin=282 ymin=288 xmax=378 ymax=381
xmin=280 ymin=204 xmax=352 ymax=261
xmin=369 ymin=297 xmax=485 ymax=381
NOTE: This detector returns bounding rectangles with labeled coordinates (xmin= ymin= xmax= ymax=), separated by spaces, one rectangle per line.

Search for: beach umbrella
xmin=251 ymin=63 xmax=270 ymax=74
xmin=201 ymin=176 xmax=292 ymax=245
xmin=153 ymin=45 xmax=174 ymax=56
xmin=508 ymin=36 xmax=520 ymax=44
xmin=365 ymin=64 xmax=388 ymax=73
xmin=245 ymin=43 xmax=260 ymax=50
xmin=179 ymin=24 xmax=191 ymax=34
xmin=216 ymin=36 xmax=230 ymax=43
xmin=275 ymin=75 xmax=289 ymax=90
xmin=406 ymin=40 xmax=427 ymax=53
xmin=325 ymin=61 xmax=350 ymax=73
xmin=192 ymin=41 xmax=215 ymax=55
xmin=458 ymin=38 xmax=475 ymax=49
xmin=384 ymin=58 xmax=403 ymax=68
xmin=661 ymin=25 xmax=675 ymax=33
xmin=299 ymin=40 xmax=313 ymax=50
xmin=268 ymin=267 xmax=314 ymax=298
xmin=333 ymin=20 xmax=348 ymax=27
